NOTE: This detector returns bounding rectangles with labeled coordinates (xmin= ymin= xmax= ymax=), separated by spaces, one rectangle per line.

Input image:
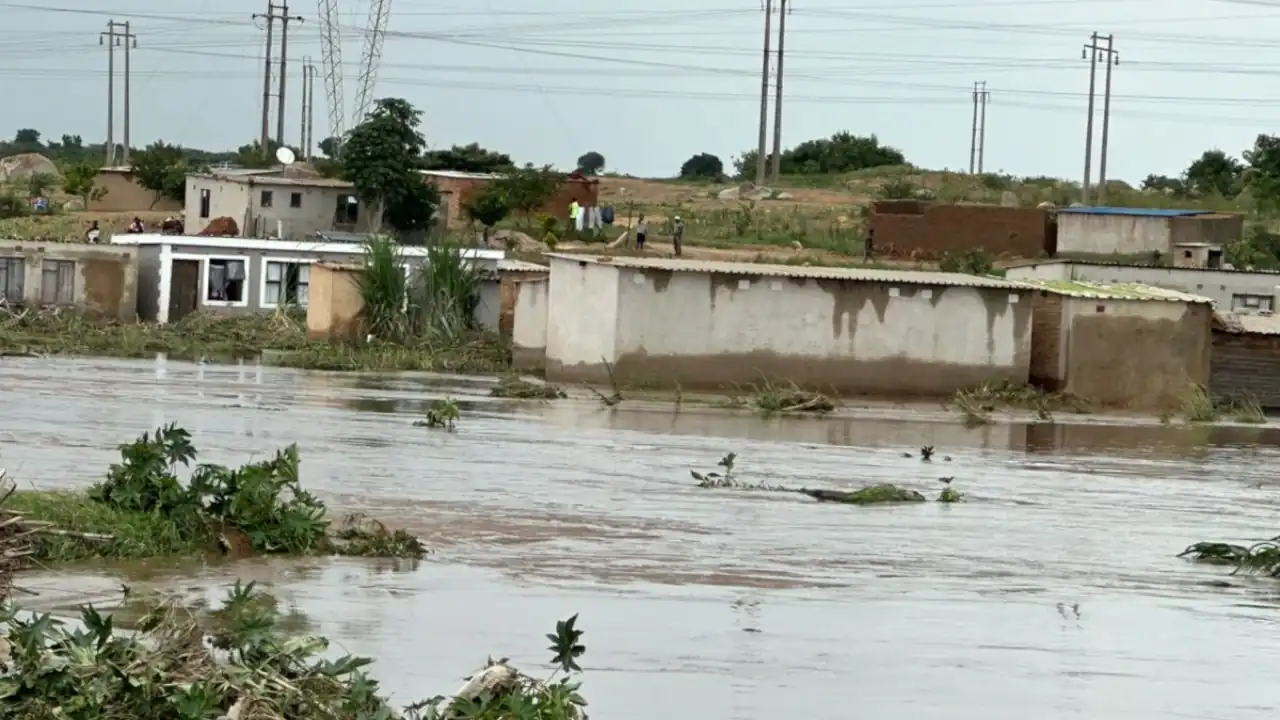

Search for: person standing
xmin=671 ymin=215 xmax=685 ymax=256
xmin=85 ymin=220 xmax=101 ymax=243
xmin=635 ymin=215 xmax=648 ymax=251
xmin=568 ymin=199 xmax=581 ymax=233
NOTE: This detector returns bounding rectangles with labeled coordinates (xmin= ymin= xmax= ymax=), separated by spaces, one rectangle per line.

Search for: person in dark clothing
xmin=635 ymin=215 xmax=648 ymax=251
xmin=671 ymin=215 xmax=685 ymax=256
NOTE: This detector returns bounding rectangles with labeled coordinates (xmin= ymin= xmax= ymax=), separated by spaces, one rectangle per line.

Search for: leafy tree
xmin=13 ymin=128 xmax=39 ymax=145
xmin=62 ymin=162 xmax=107 ymax=207
xmin=341 ymin=97 xmax=429 ymax=232
xmin=1184 ymin=149 xmax=1243 ymax=197
xmin=423 ymin=142 xmax=514 ymax=173
xmin=318 ymin=136 xmax=341 ymax=158
xmin=131 ymin=141 xmax=190 ymax=206
xmin=576 ymin=151 xmax=605 ymax=175
xmin=489 ymin=164 xmax=564 ymax=223
xmin=383 ymin=180 xmax=441 ymax=241
xmin=1140 ymin=174 xmax=1185 ymax=195
xmin=733 ymin=132 xmax=908 ymax=179
xmin=464 ymin=183 xmax=512 ymax=244
xmin=1244 ymin=134 xmax=1280 ymax=213
xmin=25 ymin=172 xmax=55 ymax=198
xmin=680 ymin=152 xmax=724 ymax=180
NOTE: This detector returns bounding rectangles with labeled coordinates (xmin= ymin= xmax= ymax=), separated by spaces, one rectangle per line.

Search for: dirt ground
xmin=597 ymin=176 xmax=864 ymax=209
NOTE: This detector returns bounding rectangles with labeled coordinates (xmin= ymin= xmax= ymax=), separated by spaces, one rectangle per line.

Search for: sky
xmin=2 ymin=0 xmax=1280 ymax=184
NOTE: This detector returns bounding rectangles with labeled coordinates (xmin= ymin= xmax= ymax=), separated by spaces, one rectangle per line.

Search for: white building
xmin=519 ymin=254 xmax=1036 ymax=397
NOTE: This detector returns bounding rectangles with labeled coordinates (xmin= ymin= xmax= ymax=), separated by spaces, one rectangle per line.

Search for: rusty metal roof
xmin=1019 ymin=279 xmax=1213 ymax=304
xmin=1215 ymin=311 xmax=1280 ymax=335
xmin=544 ymin=253 xmax=1029 ymax=290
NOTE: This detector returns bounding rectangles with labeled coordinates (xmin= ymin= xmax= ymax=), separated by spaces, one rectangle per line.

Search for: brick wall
xmin=1029 ymin=292 xmax=1063 ymax=391
xmin=1210 ymin=331 xmax=1280 ymax=408
xmin=869 ymin=202 xmax=1051 ymax=259
xmin=428 ymin=176 xmax=600 ymax=229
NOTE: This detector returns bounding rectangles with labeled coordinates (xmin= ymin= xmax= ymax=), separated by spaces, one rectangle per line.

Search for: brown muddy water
xmin=5 ymin=356 xmax=1280 ymax=719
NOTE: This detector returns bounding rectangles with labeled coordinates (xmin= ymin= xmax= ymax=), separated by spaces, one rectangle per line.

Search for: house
xmin=492 ymin=259 xmax=548 ymax=337
xmin=1022 ymin=280 xmax=1212 ymax=411
xmin=528 ymin=254 xmax=1035 ymax=396
xmin=89 ymin=166 xmax=182 ymax=213
xmin=421 ymin=170 xmax=600 ymax=228
xmin=110 ymin=234 xmax=503 ymax=324
xmin=512 ymin=275 xmax=549 ymax=369
xmin=0 ymin=239 xmax=138 ymax=321
xmin=1055 ymin=207 xmax=1242 ymax=263
xmin=184 ymin=168 xmax=364 ymax=239
xmin=1005 ymin=259 xmax=1280 ymax=314
xmin=1210 ymin=312 xmax=1280 ymax=409
xmin=868 ymin=200 xmax=1053 ymax=258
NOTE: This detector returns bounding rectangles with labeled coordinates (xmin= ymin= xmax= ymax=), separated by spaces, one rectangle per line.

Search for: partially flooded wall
xmin=1211 ymin=331 xmax=1280 ymax=409
xmin=512 ymin=277 xmax=549 ymax=370
xmin=547 ymin=261 xmax=1034 ymax=397
xmin=0 ymin=240 xmax=137 ymax=320
xmin=1063 ymin=297 xmax=1210 ymax=410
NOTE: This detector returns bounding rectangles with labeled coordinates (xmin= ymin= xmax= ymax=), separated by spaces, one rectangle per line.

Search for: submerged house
xmin=1023 ymin=280 xmax=1212 ymax=411
xmin=0 ymin=239 xmax=138 ymax=321
xmin=522 ymin=254 xmax=1036 ymax=397
xmin=110 ymin=235 xmax=504 ymax=325
xmin=1211 ymin=312 xmax=1280 ymax=409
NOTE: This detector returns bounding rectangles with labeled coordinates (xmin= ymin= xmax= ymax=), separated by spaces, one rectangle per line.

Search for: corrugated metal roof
xmin=420 ymin=169 xmax=503 ymax=180
xmin=1004 ymin=258 xmax=1280 ymax=276
xmin=544 ymin=253 xmax=1028 ymax=290
xmin=1020 ymin=279 xmax=1212 ymax=303
xmin=1216 ymin=311 xmax=1280 ymax=335
xmin=1057 ymin=206 xmax=1211 ymax=217
xmin=498 ymin=259 xmax=548 ymax=272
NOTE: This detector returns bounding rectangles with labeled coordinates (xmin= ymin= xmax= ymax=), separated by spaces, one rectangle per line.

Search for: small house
xmin=1006 ymin=259 xmax=1280 ymax=314
xmin=532 ymin=254 xmax=1035 ymax=397
xmin=111 ymin=234 xmax=504 ymax=325
xmin=90 ymin=166 xmax=182 ymax=213
xmin=1056 ymin=207 xmax=1241 ymax=264
xmin=1023 ymin=280 xmax=1212 ymax=410
xmin=0 ymin=239 xmax=138 ymax=321
xmin=1211 ymin=312 xmax=1280 ymax=409
xmin=185 ymin=168 xmax=364 ymax=239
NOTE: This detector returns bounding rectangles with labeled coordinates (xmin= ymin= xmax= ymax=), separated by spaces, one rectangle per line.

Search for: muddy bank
xmin=5 ymin=357 xmax=1280 ymax=719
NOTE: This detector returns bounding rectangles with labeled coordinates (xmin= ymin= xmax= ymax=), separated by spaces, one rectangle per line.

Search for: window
xmin=334 ymin=194 xmax=359 ymax=225
xmin=40 ymin=260 xmax=75 ymax=305
xmin=290 ymin=192 xmax=302 ymax=208
xmin=260 ymin=190 xmax=273 ymax=208
xmin=205 ymin=258 xmax=247 ymax=303
xmin=263 ymin=261 xmax=310 ymax=307
xmin=0 ymin=257 xmax=23 ymax=303
xmin=199 ymin=188 xmax=211 ymax=218
xmin=1232 ymin=293 xmax=1274 ymax=313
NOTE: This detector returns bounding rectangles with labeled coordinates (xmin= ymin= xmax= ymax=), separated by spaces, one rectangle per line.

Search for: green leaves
xmin=131 ymin=141 xmax=190 ymax=204
xmin=341 ymin=97 xmax=431 ymax=231
xmin=547 ymin=613 xmax=585 ymax=674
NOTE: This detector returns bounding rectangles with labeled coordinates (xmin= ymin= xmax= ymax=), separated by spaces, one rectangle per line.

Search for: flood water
xmin=4 ymin=356 xmax=1280 ymax=719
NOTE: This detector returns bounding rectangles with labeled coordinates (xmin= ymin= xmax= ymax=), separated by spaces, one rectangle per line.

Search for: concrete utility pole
xmin=301 ymin=57 xmax=316 ymax=160
xmin=100 ymin=21 xmax=136 ymax=166
xmin=769 ymin=0 xmax=789 ymax=182
xmin=977 ymin=81 xmax=989 ymax=173
xmin=968 ymin=81 xmax=990 ymax=174
xmin=755 ymin=0 xmax=773 ymax=186
xmin=1081 ymin=32 xmax=1100 ymax=205
xmin=1097 ymin=35 xmax=1118 ymax=205
xmin=253 ymin=2 xmax=303 ymax=158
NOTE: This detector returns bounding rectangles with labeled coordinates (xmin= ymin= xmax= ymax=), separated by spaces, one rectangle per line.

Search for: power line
xmin=252 ymin=1 xmax=303 ymax=155
xmin=1082 ymin=32 xmax=1118 ymax=204
xmin=99 ymin=20 xmax=136 ymax=166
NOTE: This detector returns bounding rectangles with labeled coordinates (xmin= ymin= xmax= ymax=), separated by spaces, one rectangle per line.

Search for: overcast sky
xmin=1 ymin=0 xmax=1278 ymax=183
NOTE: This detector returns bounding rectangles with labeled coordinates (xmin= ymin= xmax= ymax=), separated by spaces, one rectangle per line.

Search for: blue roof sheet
xmin=1057 ymin=206 xmax=1210 ymax=217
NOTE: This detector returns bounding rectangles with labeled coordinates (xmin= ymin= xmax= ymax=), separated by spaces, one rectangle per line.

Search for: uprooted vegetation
xmin=952 ymin=381 xmax=1092 ymax=425
xmin=1180 ymin=536 xmax=1280 ymax=576
xmin=753 ymin=380 xmax=836 ymax=415
xmin=0 ymin=580 xmax=589 ymax=719
xmin=415 ymin=397 xmax=461 ymax=430
xmin=690 ymin=452 xmax=962 ymax=504
xmin=489 ymin=375 xmax=567 ymax=400
xmin=1 ymin=424 xmax=425 ymax=563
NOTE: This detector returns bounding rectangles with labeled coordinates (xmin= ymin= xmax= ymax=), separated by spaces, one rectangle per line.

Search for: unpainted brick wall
xmin=1029 ymin=292 xmax=1063 ymax=390
xmin=869 ymin=202 xmax=1051 ymax=259
xmin=1210 ymin=331 xmax=1280 ymax=408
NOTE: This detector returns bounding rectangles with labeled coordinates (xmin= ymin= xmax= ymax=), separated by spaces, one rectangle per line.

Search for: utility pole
xmin=755 ymin=0 xmax=773 ymax=186
xmin=301 ymin=58 xmax=316 ymax=160
xmin=1097 ymin=35 xmax=1118 ymax=205
xmin=100 ymin=21 xmax=136 ymax=166
xmin=769 ymin=0 xmax=789 ymax=183
xmin=977 ymin=81 xmax=989 ymax=173
xmin=1081 ymin=32 xmax=1100 ymax=205
xmin=253 ymin=2 xmax=303 ymax=159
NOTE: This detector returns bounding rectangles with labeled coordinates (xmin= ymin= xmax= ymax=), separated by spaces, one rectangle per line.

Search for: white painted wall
xmin=608 ymin=268 xmax=1027 ymax=368
xmin=513 ymin=278 xmax=549 ymax=359
xmin=1058 ymin=213 xmax=1171 ymax=256
xmin=545 ymin=258 xmax=619 ymax=367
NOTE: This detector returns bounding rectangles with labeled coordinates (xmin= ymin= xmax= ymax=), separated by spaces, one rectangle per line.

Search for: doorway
xmin=168 ymin=259 xmax=200 ymax=322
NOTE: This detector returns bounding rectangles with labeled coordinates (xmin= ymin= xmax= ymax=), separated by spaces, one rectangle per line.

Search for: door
xmin=168 ymin=260 xmax=200 ymax=322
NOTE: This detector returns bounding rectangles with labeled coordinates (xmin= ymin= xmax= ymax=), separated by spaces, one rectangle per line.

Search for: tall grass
xmin=356 ymin=234 xmax=409 ymax=341
xmin=410 ymin=241 xmax=485 ymax=342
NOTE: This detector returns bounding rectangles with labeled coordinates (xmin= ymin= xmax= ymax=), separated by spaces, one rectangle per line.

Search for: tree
xmin=464 ymin=183 xmax=512 ymax=244
xmin=318 ymin=136 xmax=341 ymax=158
xmin=680 ymin=153 xmax=724 ymax=180
xmin=423 ymin=143 xmax=514 ymax=173
xmin=383 ymin=181 xmax=441 ymax=241
xmin=576 ymin=151 xmax=605 ymax=176
xmin=62 ymin=162 xmax=107 ymax=207
xmin=131 ymin=141 xmax=189 ymax=206
xmin=1184 ymin=149 xmax=1243 ymax=197
xmin=733 ymin=132 xmax=908 ymax=179
xmin=13 ymin=129 xmax=39 ymax=145
xmin=1244 ymin=134 xmax=1280 ymax=213
xmin=489 ymin=164 xmax=564 ymax=223
xmin=25 ymin=172 xmax=55 ymax=199
xmin=341 ymin=97 xmax=428 ymax=232
xmin=1140 ymin=174 xmax=1185 ymax=195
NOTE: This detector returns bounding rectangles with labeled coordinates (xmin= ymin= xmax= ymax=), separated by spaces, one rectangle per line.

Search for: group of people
xmin=83 ymin=216 xmax=185 ymax=243
xmin=633 ymin=214 xmax=684 ymax=256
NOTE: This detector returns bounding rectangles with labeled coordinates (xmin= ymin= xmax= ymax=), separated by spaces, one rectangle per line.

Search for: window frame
xmin=199 ymin=188 xmax=211 ymax=218
xmin=0 ymin=256 xmax=25 ymax=304
xmin=260 ymin=257 xmax=314 ymax=309
xmin=1232 ymin=293 xmax=1275 ymax=313
xmin=289 ymin=192 xmax=302 ymax=208
xmin=260 ymin=189 xmax=274 ymax=208
xmin=334 ymin=194 xmax=359 ymax=225
xmin=40 ymin=259 xmax=76 ymax=305
xmin=177 ymin=253 xmax=251 ymax=308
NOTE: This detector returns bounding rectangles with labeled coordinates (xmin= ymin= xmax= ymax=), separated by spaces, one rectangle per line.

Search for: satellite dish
xmin=275 ymin=146 xmax=296 ymax=165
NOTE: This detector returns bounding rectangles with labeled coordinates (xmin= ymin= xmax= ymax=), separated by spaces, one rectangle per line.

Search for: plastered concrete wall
xmin=305 ymin=264 xmax=363 ymax=342
xmin=1007 ymin=262 xmax=1280 ymax=310
xmin=0 ymin=240 xmax=137 ymax=320
xmin=547 ymin=262 xmax=1034 ymax=396
xmin=869 ymin=202 xmax=1050 ymax=258
xmin=545 ymin=258 xmax=619 ymax=372
xmin=475 ymin=279 xmax=501 ymax=332
xmin=1170 ymin=214 xmax=1243 ymax=248
xmin=185 ymin=178 xmax=364 ymax=238
xmin=512 ymin=278 xmax=549 ymax=370
xmin=1211 ymin=332 xmax=1280 ymax=408
xmin=90 ymin=170 xmax=182 ymax=213
xmin=1061 ymin=297 xmax=1210 ymax=410
xmin=185 ymin=178 xmax=250 ymax=235
xmin=1057 ymin=213 xmax=1171 ymax=256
